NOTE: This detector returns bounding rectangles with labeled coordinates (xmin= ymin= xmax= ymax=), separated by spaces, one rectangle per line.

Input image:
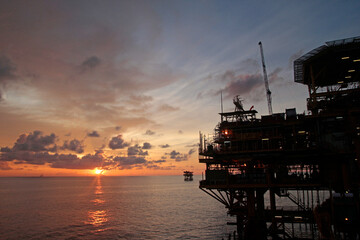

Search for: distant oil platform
xmin=183 ymin=171 xmax=194 ymax=181
xmin=199 ymin=36 xmax=360 ymax=239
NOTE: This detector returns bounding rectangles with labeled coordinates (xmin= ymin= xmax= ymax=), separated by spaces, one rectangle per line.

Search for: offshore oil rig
xmin=199 ymin=36 xmax=360 ymax=239
xmin=183 ymin=171 xmax=194 ymax=181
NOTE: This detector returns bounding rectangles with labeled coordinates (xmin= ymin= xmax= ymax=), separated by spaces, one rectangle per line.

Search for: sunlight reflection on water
xmin=86 ymin=177 xmax=109 ymax=233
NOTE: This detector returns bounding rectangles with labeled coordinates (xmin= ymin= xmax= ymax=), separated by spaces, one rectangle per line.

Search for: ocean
xmin=0 ymin=176 xmax=235 ymax=240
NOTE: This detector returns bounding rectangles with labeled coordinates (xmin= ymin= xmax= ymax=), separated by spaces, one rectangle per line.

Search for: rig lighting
xmin=262 ymin=138 xmax=269 ymax=141
xmin=341 ymin=56 xmax=350 ymax=60
xmin=348 ymin=70 xmax=355 ymax=72
xmin=338 ymin=81 xmax=344 ymax=84
xmin=345 ymin=76 xmax=351 ymax=79
xmin=354 ymin=59 xmax=360 ymax=62
xmin=345 ymin=217 xmax=349 ymax=221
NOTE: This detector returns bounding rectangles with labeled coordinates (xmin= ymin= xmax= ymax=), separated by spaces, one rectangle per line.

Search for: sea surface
xmin=0 ymin=176 xmax=236 ymax=240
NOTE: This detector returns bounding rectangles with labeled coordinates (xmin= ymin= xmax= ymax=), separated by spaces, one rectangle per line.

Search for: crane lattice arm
xmin=258 ymin=41 xmax=273 ymax=115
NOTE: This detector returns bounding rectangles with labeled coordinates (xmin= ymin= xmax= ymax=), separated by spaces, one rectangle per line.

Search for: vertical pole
xmin=221 ymin=91 xmax=224 ymax=122
xmin=237 ymin=214 xmax=243 ymax=240
xmin=270 ymin=188 xmax=277 ymax=233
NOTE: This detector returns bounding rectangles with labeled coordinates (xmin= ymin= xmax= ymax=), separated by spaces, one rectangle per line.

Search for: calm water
xmin=0 ymin=176 xmax=235 ymax=239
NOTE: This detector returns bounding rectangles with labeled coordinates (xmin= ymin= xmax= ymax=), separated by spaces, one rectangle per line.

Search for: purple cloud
xmin=87 ymin=130 xmax=100 ymax=137
xmin=61 ymin=139 xmax=84 ymax=154
xmin=109 ymin=135 xmax=130 ymax=149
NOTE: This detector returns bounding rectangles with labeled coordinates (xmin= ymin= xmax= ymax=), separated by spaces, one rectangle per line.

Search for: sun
xmin=94 ymin=168 xmax=104 ymax=175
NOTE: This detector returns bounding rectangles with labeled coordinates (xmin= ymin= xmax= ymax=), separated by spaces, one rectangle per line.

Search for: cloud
xmin=127 ymin=144 xmax=148 ymax=156
xmin=1 ymin=151 xmax=61 ymax=165
xmin=159 ymin=144 xmax=170 ymax=148
xmin=87 ymin=130 xmax=100 ymax=137
xmin=178 ymin=130 xmax=183 ymax=134
xmin=113 ymin=156 xmax=147 ymax=170
xmin=268 ymin=67 xmax=283 ymax=84
xmin=0 ymin=162 xmax=12 ymax=170
xmin=61 ymin=139 xmax=84 ymax=153
xmin=0 ymin=55 xmax=17 ymax=99
xmin=0 ymin=131 xmax=178 ymax=171
xmin=169 ymin=150 xmax=180 ymax=159
xmin=219 ymin=72 xmax=263 ymax=99
xmin=158 ymin=104 xmax=179 ymax=112
xmin=0 ymin=1 xmax=180 ymax=130
xmin=127 ymin=95 xmax=153 ymax=106
xmin=188 ymin=148 xmax=196 ymax=155
xmin=142 ymin=142 xmax=152 ymax=149
xmin=144 ymin=130 xmax=155 ymax=136
xmin=11 ymin=130 xmax=57 ymax=152
xmin=167 ymin=150 xmax=189 ymax=162
xmin=151 ymin=160 xmax=166 ymax=163
xmin=51 ymin=153 xmax=104 ymax=169
xmin=1 ymin=147 xmax=11 ymax=152
xmin=108 ymin=135 xmax=130 ymax=149
xmin=81 ymin=56 xmax=101 ymax=71
xmin=115 ymin=126 xmax=121 ymax=131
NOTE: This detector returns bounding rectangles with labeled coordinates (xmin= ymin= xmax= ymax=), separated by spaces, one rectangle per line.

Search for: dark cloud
xmin=115 ymin=126 xmax=121 ymax=131
xmin=127 ymin=144 xmax=148 ymax=156
xmin=142 ymin=142 xmax=152 ymax=149
xmin=0 ymin=131 xmax=174 ymax=171
xmin=219 ymin=72 xmax=263 ymax=99
xmin=151 ymin=160 xmax=166 ymax=163
xmin=61 ymin=139 xmax=84 ymax=153
xmin=159 ymin=144 xmax=170 ymax=148
xmin=0 ymin=55 xmax=16 ymax=86
xmin=51 ymin=153 xmax=104 ymax=169
xmin=167 ymin=150 xmax=189 ymax=162
xmin=113 ymin=156 xmax=147 ymax=170
xmin=178 ymin=130 xmax=183 ymax=134
xmin=188 ymin=148 xmax=196 ymax=155
xmin=175 ymin=155 xmax=188 ymax=162
xmin=169 ymin=150 xmax=180 ymax=159
xmin=144 ymin=130 xmax=155 ymax=135
xmin=1 ymin=151 xmax=60 ymax=165
xmin=12 ymin=131 xmax=57 ymax=152
xmin=108 ymin=135 xmax=129 ymax=149
xmin=87 ymin=130 xmax=100 ymax=137
xmin=1 ymin=147 xmax=11 ymax=152
xmin=81 ymin=56 xmax=101 ymax=71
xmin=0 ymin=146 xmax=104 ymax=170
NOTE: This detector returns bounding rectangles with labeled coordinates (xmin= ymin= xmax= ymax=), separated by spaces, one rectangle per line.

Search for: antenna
xmin=221 ymin=91 xmax=223 ymax=122
xmin=258 ymin=41 xmax=273 ymax=115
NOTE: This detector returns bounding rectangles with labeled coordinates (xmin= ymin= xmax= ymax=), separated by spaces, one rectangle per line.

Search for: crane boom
xmin=258 ymin=41 xmax=273 ymax=115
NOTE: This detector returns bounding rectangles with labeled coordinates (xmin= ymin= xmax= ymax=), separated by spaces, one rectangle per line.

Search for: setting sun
xmin=94 ymin=168 xmax=104 ymax=175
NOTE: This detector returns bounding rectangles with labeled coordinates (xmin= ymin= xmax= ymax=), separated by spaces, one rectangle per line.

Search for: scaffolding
xmin=199 ymin=37 xmax=360 ymax=239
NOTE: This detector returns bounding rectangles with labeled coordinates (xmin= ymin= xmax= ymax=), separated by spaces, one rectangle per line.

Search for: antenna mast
xmin=258 ymin=41 xmax=273 ymax=115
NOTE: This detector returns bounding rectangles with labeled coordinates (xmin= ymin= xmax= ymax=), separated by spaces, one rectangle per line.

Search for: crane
xmin=258 ymin=41 xmax=273 ymax=115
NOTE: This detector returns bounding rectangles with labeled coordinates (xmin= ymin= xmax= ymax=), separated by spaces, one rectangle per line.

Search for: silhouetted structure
xmin=183 ymin=171 xmax=193 ymax=181
xmin=199 ymin=36 xmax=360 ymax=239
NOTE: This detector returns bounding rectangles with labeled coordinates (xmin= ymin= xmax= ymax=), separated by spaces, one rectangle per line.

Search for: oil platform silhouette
xmin=199 ymin=36 xmax=360 ymax=239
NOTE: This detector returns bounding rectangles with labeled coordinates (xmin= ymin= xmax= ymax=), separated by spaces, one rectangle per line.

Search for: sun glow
xmin=94 ymin=168 xmax=104 ymax=175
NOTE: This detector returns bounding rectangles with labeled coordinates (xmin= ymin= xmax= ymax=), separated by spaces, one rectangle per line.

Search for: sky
xmin=0 ymin=0 xmax=359 ymax=176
